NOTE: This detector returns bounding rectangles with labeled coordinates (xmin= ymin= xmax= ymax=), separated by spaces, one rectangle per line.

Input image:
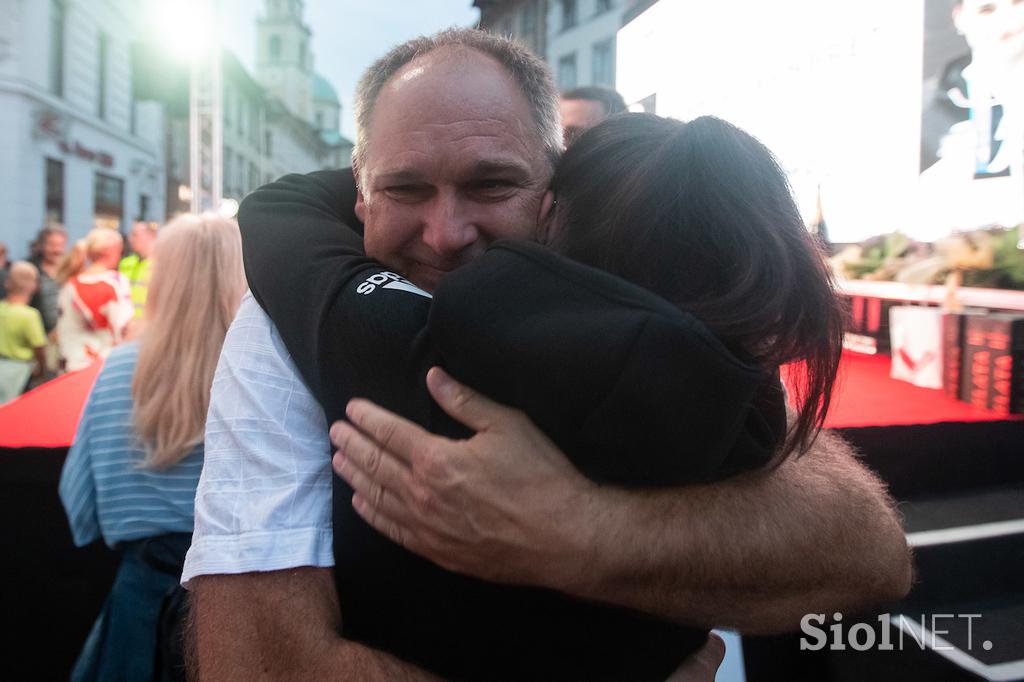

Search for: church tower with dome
xmin=256 ymin=0 xmax=324 ymax=128
xmin=313 ymin=73 xmax=345 ymax=147
xmin=254 ymin=0 xmax=350 ymax=169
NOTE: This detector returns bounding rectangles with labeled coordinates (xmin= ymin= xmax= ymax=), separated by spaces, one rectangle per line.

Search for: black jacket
xmin=239 ymin=168 xmax=785 ymax=681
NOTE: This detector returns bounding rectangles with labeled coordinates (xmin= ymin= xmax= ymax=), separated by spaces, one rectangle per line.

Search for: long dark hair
xmin=547 ymin=114 xmax=844 ymax=461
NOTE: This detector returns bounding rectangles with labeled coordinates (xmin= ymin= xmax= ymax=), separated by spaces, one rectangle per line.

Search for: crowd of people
xmin=4 ymin=27 xmax=913 ymax=682
xmin=0 ymin=221 xmax=158 ymax=400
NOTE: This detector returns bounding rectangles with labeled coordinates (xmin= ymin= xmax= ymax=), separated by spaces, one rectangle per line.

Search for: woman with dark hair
xmin=240 ymin=113 xmax=844 ymax=681
xmin=546 ymin=114 xmax=842 ymax=459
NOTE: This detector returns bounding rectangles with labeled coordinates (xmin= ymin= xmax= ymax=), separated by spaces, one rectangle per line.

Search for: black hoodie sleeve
xmin=239 ymin=169 xmax=784 ymax=486
xmin=238 ymin=167 xmax=443 ymax=428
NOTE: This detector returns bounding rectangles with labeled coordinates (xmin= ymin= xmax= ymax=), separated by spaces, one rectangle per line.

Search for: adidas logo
xmin=356 ymin=271 xmax=431 ymax=298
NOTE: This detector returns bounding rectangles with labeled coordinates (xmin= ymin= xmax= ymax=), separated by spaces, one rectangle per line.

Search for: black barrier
xmin=744 ymin=417 xmax=1024 ymax=681
xmin=0 ymin=446 xmax=119 ymax=679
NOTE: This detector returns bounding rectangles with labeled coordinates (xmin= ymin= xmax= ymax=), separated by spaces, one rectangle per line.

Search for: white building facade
xmin=0 ymin=0 xmax=164 ymax=254
xmin=546 ymin=0 xmax=627 ymax=90
xmin=475 ymin=0 xmax=639 ymax=92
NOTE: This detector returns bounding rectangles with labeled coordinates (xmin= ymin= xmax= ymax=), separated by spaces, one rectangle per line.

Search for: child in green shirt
xmin=0 ymin=262 xmax=47 ymax=402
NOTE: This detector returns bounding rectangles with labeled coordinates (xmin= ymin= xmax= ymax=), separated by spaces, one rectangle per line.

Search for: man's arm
xmin=184 ymin=297 xmax=439 ymax=680
xmin=189 ymin=569 xmax=440 ymax=681
xmin=330 ymin=368 xmax=912 ymax=634
xmin=573 ymin=426 xmax=911 ymax=632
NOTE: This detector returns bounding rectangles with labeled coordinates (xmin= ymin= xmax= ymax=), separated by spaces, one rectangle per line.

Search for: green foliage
xmin=963 ymin=227 xmax=1024 ymax=290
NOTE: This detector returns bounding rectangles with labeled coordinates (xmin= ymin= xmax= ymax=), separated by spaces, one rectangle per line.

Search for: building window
xmin=299 ymin=41 xmax=306 ymax=69
xmin=595 ymin=0 xmax=613 ymax=14
xmin=561 ymin=0 xmax=578 ymax=31
xmin=137 ymin=195 xmax=150 ymax=222
xmin=97 ymin=32 xmax=109 ymax=119
xmin=592 ymin=38 xmax=615 ymax=86
xmin=558 ymin=53 xmax=577 ymax=90
xmin=224 ymin=89 xmax=232 ymax=128
xmin=45 ymin=159 xmax=64 ymax=224
xmin=94 ymin=173 xmax=124 ymax=231
xmin=264 ymin=130 xmax=273 ymax=156
xmin=49 ymin=0 xmax=65 ymax=96
xmin=315 ymin=111 xmax=323 ymax=129
xmin=269 ymin=35 xmax=281 ymax=62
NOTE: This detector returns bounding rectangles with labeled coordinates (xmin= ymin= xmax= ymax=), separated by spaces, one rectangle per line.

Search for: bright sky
xmin=219 ymin=0 xmax=480 ymax=140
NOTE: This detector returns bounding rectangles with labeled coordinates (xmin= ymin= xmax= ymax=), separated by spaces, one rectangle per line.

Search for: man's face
xmin=130 ymin=223 xmax=156 ymax=258
xmin=560 ymin=98 xmax=607 ymax=146
xmin=356 ymin=48 xmax=552 ymax=292
xmin=44 ymin=233 xmax=67 ymax=263
xmin=955 ymin=0 xmax=1024 ymax=66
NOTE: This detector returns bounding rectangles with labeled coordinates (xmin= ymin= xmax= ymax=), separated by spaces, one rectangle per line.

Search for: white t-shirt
xmin=181 ymin=293 xmax=334 ymax=585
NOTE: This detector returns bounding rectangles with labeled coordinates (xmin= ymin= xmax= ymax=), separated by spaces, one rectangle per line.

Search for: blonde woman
xmin=55 ymin=227 xmax=134 ymax=371
xmin=59 ymin=214 xmax=245 ymax=681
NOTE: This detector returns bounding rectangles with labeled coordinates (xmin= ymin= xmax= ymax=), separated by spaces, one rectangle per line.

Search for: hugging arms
xmin=184 ymin=165 xmax=911 ymax=678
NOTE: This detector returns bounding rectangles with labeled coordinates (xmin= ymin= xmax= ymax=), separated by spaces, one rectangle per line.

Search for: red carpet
xmin=0 ymin=361 xmax=103 ymax=448
xmin=815 ymin=352 xmax=1020 ymax=429
xmin=0 ymin=352 xmax=1016 ymax=447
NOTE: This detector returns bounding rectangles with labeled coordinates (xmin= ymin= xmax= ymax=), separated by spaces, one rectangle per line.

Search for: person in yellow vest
xmin=119 ymin=222 xmax=158 ymax=320
xmin=0 ymin=262 xmax=47 ymax=402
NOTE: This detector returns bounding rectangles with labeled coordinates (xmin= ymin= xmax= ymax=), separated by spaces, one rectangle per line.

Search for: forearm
xmin=33 ymin=346 xmax=46 ymax=376
xmin=189 ymin=568 xmax=440 ymax=681
xmin=561 ymin=429 xmax=912 ymax=633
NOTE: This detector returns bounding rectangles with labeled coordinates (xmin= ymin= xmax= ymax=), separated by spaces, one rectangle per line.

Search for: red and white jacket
xmin=57 ymin=270 xmax=133 ymax=371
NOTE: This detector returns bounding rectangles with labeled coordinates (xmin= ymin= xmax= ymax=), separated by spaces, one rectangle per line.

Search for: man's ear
xmin=537 ymin=190 xmax=556 ymax=243
xmin=353 ymin=163 xmax=367 ymax=223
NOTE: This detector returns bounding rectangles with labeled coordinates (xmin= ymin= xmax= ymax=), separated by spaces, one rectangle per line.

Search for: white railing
xmin=839 ymin=280 xmax=1024 ymax=312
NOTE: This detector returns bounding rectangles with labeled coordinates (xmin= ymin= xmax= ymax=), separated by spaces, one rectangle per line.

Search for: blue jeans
xmin=71 ymin=533 xmax=191 ymax=682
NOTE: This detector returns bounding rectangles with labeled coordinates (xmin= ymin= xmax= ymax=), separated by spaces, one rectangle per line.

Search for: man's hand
xmin=667 ymin=634 xmax=726 ymax=682
xmin=333 ymin=367 xmax=912 ymax=633
xmin=331 ymin=367 xmax=600 ymax=588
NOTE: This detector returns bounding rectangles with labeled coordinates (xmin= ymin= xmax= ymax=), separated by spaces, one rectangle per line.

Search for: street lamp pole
xmin=185 ymin=0 xmax=222 ymax=214
xmin=210 ymin=0 xmax=223 ymax=209
xmin=189 ymin=56 xmax=202 ymax=214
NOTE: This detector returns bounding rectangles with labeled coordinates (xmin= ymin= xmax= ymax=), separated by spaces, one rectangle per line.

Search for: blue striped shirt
xmin=59 ymin=342 xmax=204 ymax=549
